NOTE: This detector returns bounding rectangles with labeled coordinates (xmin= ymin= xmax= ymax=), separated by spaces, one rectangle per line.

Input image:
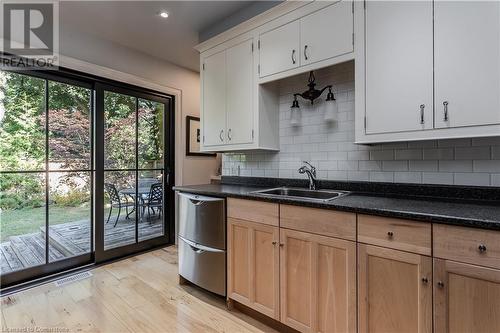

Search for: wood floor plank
xmin=2 ymin=246 xmax=276 ymax=333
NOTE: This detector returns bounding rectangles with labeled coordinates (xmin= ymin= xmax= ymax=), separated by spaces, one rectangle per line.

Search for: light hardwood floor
xmin=1 ymin=246 xmax=277 ymax=333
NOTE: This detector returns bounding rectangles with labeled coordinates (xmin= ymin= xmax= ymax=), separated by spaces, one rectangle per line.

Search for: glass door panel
xmin=48 ymin=80 xmax=92 ymax=263
xmin=1 ymin=71 xmax=93 ymax=286
xmin=97 ymin=87 xmax=172 ymax=261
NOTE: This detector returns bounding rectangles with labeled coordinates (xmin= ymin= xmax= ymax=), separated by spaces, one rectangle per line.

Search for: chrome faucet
xmin=298 ymin=161 xmax=317 ymax=190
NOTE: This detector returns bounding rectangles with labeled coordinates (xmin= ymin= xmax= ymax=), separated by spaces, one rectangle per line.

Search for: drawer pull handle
xmin=279 ymin=243 xmax=284 ymax=247
xmin=437 ymin=281 xmax=445 ymax=289
xmin=272 ymin=241 xmax=277 ymax=246
xmin=387 ymin=231 xmax=394 ymax=239
xmin=478 ymin=244 xmax=487 ymax=253
xmin=421 ymin=277 xmax=429 ymax=284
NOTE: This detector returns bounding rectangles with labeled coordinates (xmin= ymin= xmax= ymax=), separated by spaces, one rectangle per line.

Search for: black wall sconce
xmin=290 ymin=71 xmax=338 ymax=125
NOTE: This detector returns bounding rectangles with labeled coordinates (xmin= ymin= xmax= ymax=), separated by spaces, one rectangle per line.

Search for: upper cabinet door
xmin=434 ymin=2 xmax=500 ymax=129
xmin=365 ymin=1 xmax=433 ymax=134
xmin=202 ymin=50 xmax=226 ymax=146
xmin=300 ymin=1 xmax=354 ymax=66
xmin=226 ymin=39 xmax=254 ymax=145
xmin=259 ymin=20 xmax=300 ymax=77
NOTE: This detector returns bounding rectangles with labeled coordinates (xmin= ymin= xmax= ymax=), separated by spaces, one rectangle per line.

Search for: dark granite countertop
xmin=173 ymin=183 xmax=500 ymax=231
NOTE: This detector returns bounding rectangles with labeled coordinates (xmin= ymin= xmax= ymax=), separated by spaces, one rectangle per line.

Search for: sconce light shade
xmin=323 ymin=88 xmax=338 ymax=122
xmin=290 ymin=98 xmax=301 ymax=126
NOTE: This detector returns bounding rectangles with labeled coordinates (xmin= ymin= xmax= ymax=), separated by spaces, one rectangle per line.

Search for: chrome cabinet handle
xmin=291 ymin=49 xmax=296 ymax=64
xmin=304 ymin=45 xmax=309 ymax=60
xmin=227 ymin=128 xmax=232 ymax=141
xmin=443 ymin=101 xmax=449 ymax=122
xmin=420 ymin=104 xmax=425 ymax=124
xmin=219 ymin=129 xmax=224 ymax=142
xmin=478 ymin=244 xmax=487 ymax=253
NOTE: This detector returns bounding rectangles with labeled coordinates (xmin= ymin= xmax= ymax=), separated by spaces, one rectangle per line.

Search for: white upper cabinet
xmin=226 ymin=39 xmax=254 ymax=145
xmin=259 ymin=20 xmax=300 ymax=77
xmin=364 ymin=1 xmax=433 ymax=134
xmin=356 ymin=0 xmax=500 ymax=143
xmin=434 ymin=1 xmax=500 ymax=129
xmin=202 ymin=50 xmax=226 ymax=146
xmin=300 ymin=1 xmax=353 ymax=66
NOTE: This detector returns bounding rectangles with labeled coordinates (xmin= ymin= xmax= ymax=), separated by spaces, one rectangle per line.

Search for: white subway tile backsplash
xmin=455 ymin=147 xmax=491 ymax=160
xmin=473 ymin=160 xmax=500 ymax=172
xmin=222 ymin=63 xmax=500 ymax=186
xmin=438 ymin=160 xmax=473 ymax=172
xmin=453 ymin=173 xmax=491 ymax=186
xmin=423 ymin=148 xmax=454 ymax=160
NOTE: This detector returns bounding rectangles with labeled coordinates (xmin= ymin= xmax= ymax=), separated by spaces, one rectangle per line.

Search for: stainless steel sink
xmin=251 ymin=187 xmax=350 ymax=202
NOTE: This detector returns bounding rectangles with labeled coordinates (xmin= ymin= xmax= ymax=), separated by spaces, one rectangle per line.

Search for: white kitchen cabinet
xmin=434 ymin=1 xmax=500 ymax=129
xmin=300 ymin=1 xmax=353 ymax=66
xmin=364 ymin=1 xmax=433 ymax=134
xmin=226 ymin=39 xmax=254 ymax=145
xmin=355 ymin=0 xmax=500 ymax=143
xmin=259 ymin=20 xmax=300 ymax=78
xmin=202 ymin=50 xmax=226 ymax=146
xmin=200 ymin=34 xmax=280 ymax=152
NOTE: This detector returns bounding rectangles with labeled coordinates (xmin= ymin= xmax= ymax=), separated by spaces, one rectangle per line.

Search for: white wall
xmin=60 ymin=28 xmax=218 ymax=185
xmin=223 ymin=61 xmax=500 ymax=187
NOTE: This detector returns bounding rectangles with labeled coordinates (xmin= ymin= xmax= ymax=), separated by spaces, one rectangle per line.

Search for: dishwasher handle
xmin=179 ymin=236 xmax=224 ymax=254
xmin=178 ymin=192 xmax=224 ymax=207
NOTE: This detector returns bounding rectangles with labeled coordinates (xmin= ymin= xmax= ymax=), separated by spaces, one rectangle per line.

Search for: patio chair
xmin=140 ymin=183 xmax=163 ymax=222
xmin=104 ymin=183 xmax=135 ymax=227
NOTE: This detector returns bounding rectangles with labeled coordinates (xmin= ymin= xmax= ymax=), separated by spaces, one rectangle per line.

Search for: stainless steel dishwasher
xmin=176 ymin=192 xmax=226 ymax=296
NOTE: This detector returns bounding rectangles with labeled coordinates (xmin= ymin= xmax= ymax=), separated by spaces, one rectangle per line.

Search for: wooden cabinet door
xmin=227 ymin=218 xmax=280 ymax=319
xmin=226 ymin=38 xmax=254 ymax=145
xmin=434 ymin=259 xmax=500 ymax=333
xmin=358 ymin=244 xmax=432 ymax=333
xmin=364 ymin=1 xmax=433 ymax=134
xmin=300 ymin=1 xmax=353 ymax=66
xmin=259 ymin=20 xmax=300 ymax=77
xmin=434 ymin=1 xmax=500 ymax=129
xmin=280 ymin=228 xmax=356 ymax=333
xmin=201 ymin=50 xmax=226 ymax=147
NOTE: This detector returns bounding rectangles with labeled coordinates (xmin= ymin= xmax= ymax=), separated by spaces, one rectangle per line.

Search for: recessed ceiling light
xmin=159 ymin=11 xmax=169 ymax=18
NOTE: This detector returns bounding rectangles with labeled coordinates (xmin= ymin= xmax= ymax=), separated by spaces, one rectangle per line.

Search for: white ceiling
xmin=60 ymin=1 xmax=256 ymax=72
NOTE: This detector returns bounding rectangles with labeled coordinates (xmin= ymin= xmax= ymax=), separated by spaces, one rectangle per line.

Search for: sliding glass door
xmin=95 ymin=84 xmax=173 ymax=262
xmin=0 ymin=71 xmax=93 ymax=286
xmin=1 ymin=68 xmax=174 ymax=289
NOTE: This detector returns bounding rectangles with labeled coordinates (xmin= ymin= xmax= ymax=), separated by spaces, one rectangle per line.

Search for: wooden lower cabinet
xmin=280 ymin=228 xmax=356 ymax=333
xmin=434 ymin=259 xmax=500 ymax=333
xmin=227 ymin=218 xmax=280 ymax=319
xmin=358 ymin=244 xmax=432 ymax=333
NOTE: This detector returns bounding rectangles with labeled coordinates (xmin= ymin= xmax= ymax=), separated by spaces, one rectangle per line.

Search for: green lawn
xmin=0 ymin=206 xmax=92 ymax=242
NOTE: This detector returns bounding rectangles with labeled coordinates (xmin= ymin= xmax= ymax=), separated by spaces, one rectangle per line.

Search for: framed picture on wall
xmin=186 ymin=116 xmax=216 ymax=156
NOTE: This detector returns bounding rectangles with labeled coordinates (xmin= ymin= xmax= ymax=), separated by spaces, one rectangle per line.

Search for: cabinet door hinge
xmin=251 ymin=42 xmax=254 ymax=52
xmin=203 ymin=135 xmax=205 ymax=143
xmin=258 ymin=40 xmax=260 ymax=49
xmin=202 ymin=63 xmax=205 ymax=71
xmin=364 ymin=116 xmax=367 ymax=130
xmin=252 ymin=129 xmax=254 ymax=139
xmin=352 ymin=33 xmax=354 ymax=46
xmin=258 ymin=64 xmax=260 ymax=74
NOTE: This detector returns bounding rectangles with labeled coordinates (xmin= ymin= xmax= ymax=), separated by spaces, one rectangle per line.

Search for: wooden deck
xmin=1 ymin=215 xmax=164 ymax=275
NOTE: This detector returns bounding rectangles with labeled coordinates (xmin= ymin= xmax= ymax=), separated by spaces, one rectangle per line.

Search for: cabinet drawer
xmin=358 ymin=215 xmax=431 ymax=255
xmin=280 ymin=205 xmax=356 ymax=241
xmin=227 ymin=198 xmax=279 ymax=226
xmin=434 ymin=224 xmax=500 ymax=269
